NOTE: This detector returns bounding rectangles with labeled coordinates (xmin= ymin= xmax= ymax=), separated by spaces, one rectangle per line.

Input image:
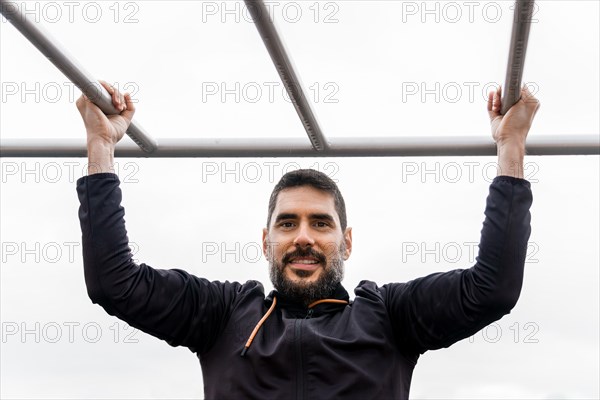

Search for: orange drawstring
xmin=307 ymin=299 xmax=348 ymax=308
xmin=241 ymin=296 xmax=277 ymax=357
xmin=240 ymin=296 xmax=349 ymax=357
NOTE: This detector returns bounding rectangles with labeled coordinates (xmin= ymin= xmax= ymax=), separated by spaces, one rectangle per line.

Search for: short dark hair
xmin=266 ymin=169 xmax=347 ymax=232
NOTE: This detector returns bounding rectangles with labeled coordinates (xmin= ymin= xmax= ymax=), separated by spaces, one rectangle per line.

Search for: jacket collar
xmin=265 ymin=283 xmax=350 ymax=317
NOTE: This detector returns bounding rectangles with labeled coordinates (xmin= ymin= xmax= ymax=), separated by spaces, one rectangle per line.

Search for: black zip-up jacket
xmin=77 ymin=173 xmax=533 ymax=399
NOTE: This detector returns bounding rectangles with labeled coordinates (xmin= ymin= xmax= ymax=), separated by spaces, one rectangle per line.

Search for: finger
xmin=520 ymin=85 xmax=532 ymax=103
xmin=118 ymin=91 xmax=126 ymax=112
xmin=120 ymin=93 xmax=136 ymax=122
xmin=98 ymin=80 xmax=123 ymax=111
xmin=496 ymin=86 xmax=502 ymax=112
xmin=98 ymin=79 xmax=115 ymax=99
xmin=98 ymin=79 xmax=117 ymax=106
xmin=98 ymin=79 xmax=110 ymax=90
xmin=487 ymin=88 xmax=501 ymax=121
xmin=111 ymin=86 xmax=123 ymax=111
xmin=112 ymin=89 xmax=125 ymax=112
xmin=491 ymin=86 xmax=501 ymax=113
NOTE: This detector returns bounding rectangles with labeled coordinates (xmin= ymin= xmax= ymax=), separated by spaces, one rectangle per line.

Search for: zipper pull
xmin=305 ymin=308 xmax=314 ymax=319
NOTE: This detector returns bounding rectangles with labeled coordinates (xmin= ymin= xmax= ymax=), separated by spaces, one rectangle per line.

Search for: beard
xmin=269 ymin=243 xmax=345 ymax=306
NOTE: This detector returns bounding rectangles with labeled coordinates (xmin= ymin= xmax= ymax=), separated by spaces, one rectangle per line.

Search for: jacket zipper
xmin=294 ymin=319 xmax=303 ymax=400
xmin=295 ymin=308 xmax=314 ymax=400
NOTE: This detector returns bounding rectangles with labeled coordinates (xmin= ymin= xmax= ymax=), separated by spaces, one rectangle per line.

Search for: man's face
xmin=262 ymin=186 xmax=352 ymax=304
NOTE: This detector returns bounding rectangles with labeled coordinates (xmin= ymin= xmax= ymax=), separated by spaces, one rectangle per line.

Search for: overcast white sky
xmin=1 ymin=1 xmax=599 ymax=399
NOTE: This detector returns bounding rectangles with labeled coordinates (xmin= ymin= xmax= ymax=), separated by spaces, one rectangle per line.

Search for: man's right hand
xmin=487 ymin=85 xmax=540 ymax=178
xmin=76 ymin=81 xmax=135 ymax=174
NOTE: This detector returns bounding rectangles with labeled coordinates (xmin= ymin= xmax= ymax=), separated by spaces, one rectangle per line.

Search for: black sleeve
xmin=381 ymin=176 xmax=533 ymax=354
xmin=77 ymin=173 xmax=252 ymax=354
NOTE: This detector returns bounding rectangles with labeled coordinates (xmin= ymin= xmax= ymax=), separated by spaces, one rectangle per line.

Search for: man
xmin=76 ymin=82 xmax=539 ymax=399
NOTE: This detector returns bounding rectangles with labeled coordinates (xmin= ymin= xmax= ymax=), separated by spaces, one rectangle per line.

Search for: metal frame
xmin=1 ymin=0 xmax=599 ymax=158
xmin=244 ymin=0 xmax=328 ymax=151
xmin=2 ymin=136 xmax=598 ymax=157
xmin=501 ymin=0 xmax=535 ymax=114
xmin=0 ymin=0 xmax=157 ymax=153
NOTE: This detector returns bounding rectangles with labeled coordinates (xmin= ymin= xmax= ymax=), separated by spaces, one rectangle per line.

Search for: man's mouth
xmin=282 ymin=247 xmax=326 ymax=273
xmin=287 ymin=257 xmax=321 ymax=271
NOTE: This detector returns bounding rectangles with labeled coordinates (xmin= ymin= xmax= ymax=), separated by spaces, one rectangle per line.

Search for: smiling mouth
xmin=287 ymin=257 xmax=321 ymax=271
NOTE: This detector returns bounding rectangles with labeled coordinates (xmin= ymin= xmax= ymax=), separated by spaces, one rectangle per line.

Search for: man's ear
xmin=262 ymin=228 xmax=270 ymax=260
xmin=343 ymin=227 xmax=353 ymax=260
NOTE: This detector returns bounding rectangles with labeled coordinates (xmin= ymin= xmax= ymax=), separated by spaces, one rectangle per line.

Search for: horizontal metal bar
xmin=244 ymin=0 xmax=329 ymax=151
xmin=0 ymin=0 xmax=157 ymax=153
xmin=1 ymin=136 xmax=598 ymax=158
xmin=501 ymin=0 xmax=534 ymax=115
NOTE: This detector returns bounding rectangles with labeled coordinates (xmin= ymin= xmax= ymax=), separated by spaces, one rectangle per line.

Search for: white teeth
xmin=292 ymin=259 xmax=318 ymax=264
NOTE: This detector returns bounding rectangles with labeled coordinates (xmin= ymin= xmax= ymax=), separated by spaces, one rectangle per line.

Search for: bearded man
xmin=76 ymin=81 xmax=539 ymax=399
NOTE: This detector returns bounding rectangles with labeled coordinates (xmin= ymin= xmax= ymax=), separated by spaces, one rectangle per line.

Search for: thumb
xmin=520 ymin=85 xmax=540 ymax=115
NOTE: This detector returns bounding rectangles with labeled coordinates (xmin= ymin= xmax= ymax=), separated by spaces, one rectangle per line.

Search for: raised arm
xmin=75 ymin=82 xmax=256 ymax=353
xmin=383 ymin=86 xmax=540 ymax=354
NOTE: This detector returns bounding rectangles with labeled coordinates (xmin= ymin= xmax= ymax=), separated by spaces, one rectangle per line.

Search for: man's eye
xmin=315 ymin=221 xmax=329 ymax=228
xmin=279 ymin=222 xmax=294 ymax=228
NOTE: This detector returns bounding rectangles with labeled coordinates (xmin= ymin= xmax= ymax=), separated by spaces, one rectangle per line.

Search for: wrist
xmin=494 ymin=127 xmax=528 ymax=148
xmin=497 ymin=141 xmax=526 ymax=156
xmin=87 ymin=136 xmax=116 ymax=150
xmin=496 ymin=143 xmax=525 ymax=179
xmin=496 ymin=136 xmax=526 ymax=149
xmin=87 ymin=139 xmax=116 ymax=175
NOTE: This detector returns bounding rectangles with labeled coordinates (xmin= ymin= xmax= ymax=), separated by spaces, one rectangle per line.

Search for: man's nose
xmin=293 ymin=224 xmax=315 ymax=248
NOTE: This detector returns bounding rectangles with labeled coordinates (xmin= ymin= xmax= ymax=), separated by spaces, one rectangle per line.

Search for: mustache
xmin=282 ymin=247 xmax=326 ymax=265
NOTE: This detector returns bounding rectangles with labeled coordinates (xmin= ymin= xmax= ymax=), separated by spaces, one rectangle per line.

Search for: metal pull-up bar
xmin=244 ymin=0 xmax=329 ymax=151
xmin=502 ymin=0 xmax=535 ymax=114
xmin=1 ymin=135 xmax=598 ymax=157
xmin=1 ymin=0 xmax=598 ymax=158
xmin=0 ymin=0 xmax=157 ymax=154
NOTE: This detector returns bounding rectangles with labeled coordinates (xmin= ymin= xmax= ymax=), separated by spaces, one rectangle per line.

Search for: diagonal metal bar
xmin=1 ymin=136 xmax=598 ymax=157
xmin=244 ymin=0 xmax=329 ymax=151
xmin=501 ymin=0 xmax=535 ymax=115
xmin=0 ymin=0 xmax=157 ymax=153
